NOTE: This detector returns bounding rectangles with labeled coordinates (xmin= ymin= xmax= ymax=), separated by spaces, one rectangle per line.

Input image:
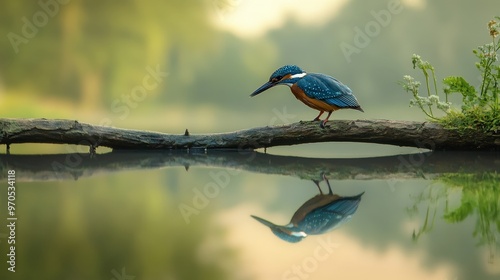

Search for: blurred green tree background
xmin=0 ymin=0 xmax=497 ymax=133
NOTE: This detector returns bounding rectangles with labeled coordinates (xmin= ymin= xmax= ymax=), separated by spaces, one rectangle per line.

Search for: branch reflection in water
xmin=0 ymin=150 xmax=498 ymax=266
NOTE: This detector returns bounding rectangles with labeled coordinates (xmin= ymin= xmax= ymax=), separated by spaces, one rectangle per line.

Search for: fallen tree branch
xmin=0 ymin=118 xmax=499 ymax=151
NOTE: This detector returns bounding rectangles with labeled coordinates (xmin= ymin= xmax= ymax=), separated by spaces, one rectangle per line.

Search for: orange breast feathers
xmin=290 ymin=84 xmax=340 ymax=112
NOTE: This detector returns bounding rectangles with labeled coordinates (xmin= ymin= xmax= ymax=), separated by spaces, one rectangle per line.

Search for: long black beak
xmin=250 ymin=81 xmax=276 ymax=97
xmin=250 ymin=215 xmax=277 ymax=228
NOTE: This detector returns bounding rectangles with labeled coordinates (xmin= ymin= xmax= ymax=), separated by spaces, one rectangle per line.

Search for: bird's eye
xmin=271 ymin=76 xmax=282 ymax=83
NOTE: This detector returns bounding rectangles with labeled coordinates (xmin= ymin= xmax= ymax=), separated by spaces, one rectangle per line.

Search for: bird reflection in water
xmin=251 ymin=174 xmax=364 ymax=243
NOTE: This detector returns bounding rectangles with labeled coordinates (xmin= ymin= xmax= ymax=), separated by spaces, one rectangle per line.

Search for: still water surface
xmin=0 ymin=148 xmax=498 ymax=280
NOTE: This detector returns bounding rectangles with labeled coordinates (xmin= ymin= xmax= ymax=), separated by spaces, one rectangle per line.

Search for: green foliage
xmin=443 ymin=76 xmax=477 ymax=109
xmin=475 ymin=19 xmax=500 ymax=110
xmin=438 ymin=107 xmax=500 ymax=134
xmin=0 ymin=0 xmax=215 ymax=105
xmin=401 ymin=17 xmax=500 ymax=133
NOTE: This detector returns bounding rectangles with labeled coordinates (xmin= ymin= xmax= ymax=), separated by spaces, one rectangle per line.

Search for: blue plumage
xmin=251 ymin=64 xmax=364 ymax=128
xmin=296 ymin=73 xmax=362 ymax=109
xmin=295 ymin=192 xmax=364 ymax=235
xmin=251 ymin=174 xmax=364 ymax=243
xmin=272 ymin=65 xmax=304 ymax=78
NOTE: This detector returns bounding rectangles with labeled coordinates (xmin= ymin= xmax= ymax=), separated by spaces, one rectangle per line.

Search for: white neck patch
xmin=291 ymin=231 xmax=307 ymax=237
xmin=289 ymin=72 xmax=307 ymax=79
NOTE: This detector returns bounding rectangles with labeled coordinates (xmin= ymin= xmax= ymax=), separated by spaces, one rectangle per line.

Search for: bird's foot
xmin=319 ymin=120 xmax=329 ymax=129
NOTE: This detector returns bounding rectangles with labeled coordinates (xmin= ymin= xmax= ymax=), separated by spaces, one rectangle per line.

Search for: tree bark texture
xmin=1 ymin=118 xmax=500 ymax=151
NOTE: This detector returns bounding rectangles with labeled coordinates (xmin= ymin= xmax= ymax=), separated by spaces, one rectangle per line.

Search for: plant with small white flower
xmin=400 ymin=55 xmax=450 ymax=119
xmin=400 ymin=17 xmax=499 ymax=133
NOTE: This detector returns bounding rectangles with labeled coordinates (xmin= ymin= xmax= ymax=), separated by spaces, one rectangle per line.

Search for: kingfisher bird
xmin=251 ymin=174 xmax=364 ymax=243
xmin=250 ymin=65 xmax=364 ymax=128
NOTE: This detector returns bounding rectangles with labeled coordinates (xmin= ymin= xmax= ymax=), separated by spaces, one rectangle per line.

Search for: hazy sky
xmin=213 ymin=0 xmax=426 ymax=38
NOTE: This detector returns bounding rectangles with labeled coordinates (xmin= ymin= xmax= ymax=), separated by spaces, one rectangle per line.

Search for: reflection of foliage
xmin=407 ymin=185 xmax=445 ymax=242
xmin=409 ymin=172 xmax=500 ymax=263
xmin=440 ymin=173 xmax=500 ymax=263
xmin=0 ymin=174 xmax=238 ymax=279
